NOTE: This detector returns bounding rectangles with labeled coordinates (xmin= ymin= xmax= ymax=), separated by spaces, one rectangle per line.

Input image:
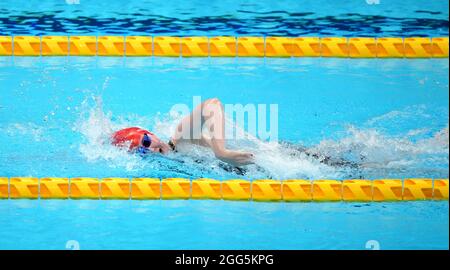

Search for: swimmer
xmin=111 ymin=98 xmax=254 ymax=167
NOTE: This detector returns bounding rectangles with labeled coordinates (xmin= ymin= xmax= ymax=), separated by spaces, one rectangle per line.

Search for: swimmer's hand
xmin=216 ymin=150 xmax=254 ymax=166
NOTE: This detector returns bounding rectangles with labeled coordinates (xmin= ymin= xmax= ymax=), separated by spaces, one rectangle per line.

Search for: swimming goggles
xmin=137 ymin=133 xmax=152 ymax=154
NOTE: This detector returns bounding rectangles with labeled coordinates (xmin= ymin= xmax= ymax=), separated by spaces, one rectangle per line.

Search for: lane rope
xmin=0 ymin=177 xmax=448 ymax=201
xmin=0 ymin=36 xmax=448 ymax=58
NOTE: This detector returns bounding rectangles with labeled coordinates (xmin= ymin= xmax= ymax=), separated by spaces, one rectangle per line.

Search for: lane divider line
xmin=0 ymin=36 xmax=447 ymax=58
xmin=0 ymin=177 xmax=447 ymax=202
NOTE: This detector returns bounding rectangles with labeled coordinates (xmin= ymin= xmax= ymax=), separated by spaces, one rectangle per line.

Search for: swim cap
xmin=111 ymin=127 xmax=153 ymax=150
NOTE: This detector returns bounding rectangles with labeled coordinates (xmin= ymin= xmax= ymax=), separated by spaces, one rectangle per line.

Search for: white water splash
xmin=73 ymin=95 xmax=449 ymax=179
xmin=225 ymin=119 xmax=341 ymax=179
xmin=0 ymin=122 xmax=45 ymax=142
xmin=74 ymin=95 xmax=146 ymax=172
xmin=311 ymin=125 xmax=449 ymax=169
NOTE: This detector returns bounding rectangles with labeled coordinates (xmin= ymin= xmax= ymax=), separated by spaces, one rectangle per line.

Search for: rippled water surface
xmin=0 ymin=0 xmax=448 ymax=251
xmin=0 ymin=200 xmax=448 ymax=250
xmin=0 ymin=0 xmax=448 ymax=36
xmin=0 ymin=57 xmax=448 ymax=180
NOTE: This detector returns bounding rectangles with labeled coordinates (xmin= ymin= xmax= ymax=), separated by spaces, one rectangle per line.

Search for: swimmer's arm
xmin=171 ymin=98 xmax=254 ymax=166
xmin=215 ymin=150 xmax=254 ymax=166
xmin=173 ymin=136 xmax=254 ymax=166
xmin=203 ymin=136 xmax=254 ymax=166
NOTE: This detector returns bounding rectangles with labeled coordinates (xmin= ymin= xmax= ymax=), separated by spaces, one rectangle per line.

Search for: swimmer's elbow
xmin=214 ymin=150 xmax=227 ymax=160
xmin=206 ymin=97 xmax=222 ymax=105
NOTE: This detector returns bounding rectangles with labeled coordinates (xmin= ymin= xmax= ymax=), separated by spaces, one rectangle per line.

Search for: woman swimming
xmin=111 ymin=98 xmax=255 ymax=167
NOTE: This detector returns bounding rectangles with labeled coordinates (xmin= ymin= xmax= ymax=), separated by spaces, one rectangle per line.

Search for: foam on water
xmin=75 ymin=95 xmax=146 ymax=172
xmin=1 ymin=122 xmax=45 ymax=142
xmin=311 ymin=125 xmax=449 ymax=169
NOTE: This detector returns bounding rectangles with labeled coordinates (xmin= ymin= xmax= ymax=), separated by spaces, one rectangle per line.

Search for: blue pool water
xmin=0 ymin=0 xmax=449 ymax=250
xmin=0 ymin=0 xmax=448 ymax=37
xmin=0 ymin=200 xmax=448 ymax=250
xmin=0 ymin=57 xmax=448 ymax=249
xmin=0 ymin=57 xmax=448 ymax=180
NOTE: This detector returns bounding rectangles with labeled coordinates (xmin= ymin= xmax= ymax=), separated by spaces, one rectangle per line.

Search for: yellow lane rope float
xmin=0 ymin=36 xmax=447 ymax=58
xmin=0 ymin=177 xmax=448 ymax=202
